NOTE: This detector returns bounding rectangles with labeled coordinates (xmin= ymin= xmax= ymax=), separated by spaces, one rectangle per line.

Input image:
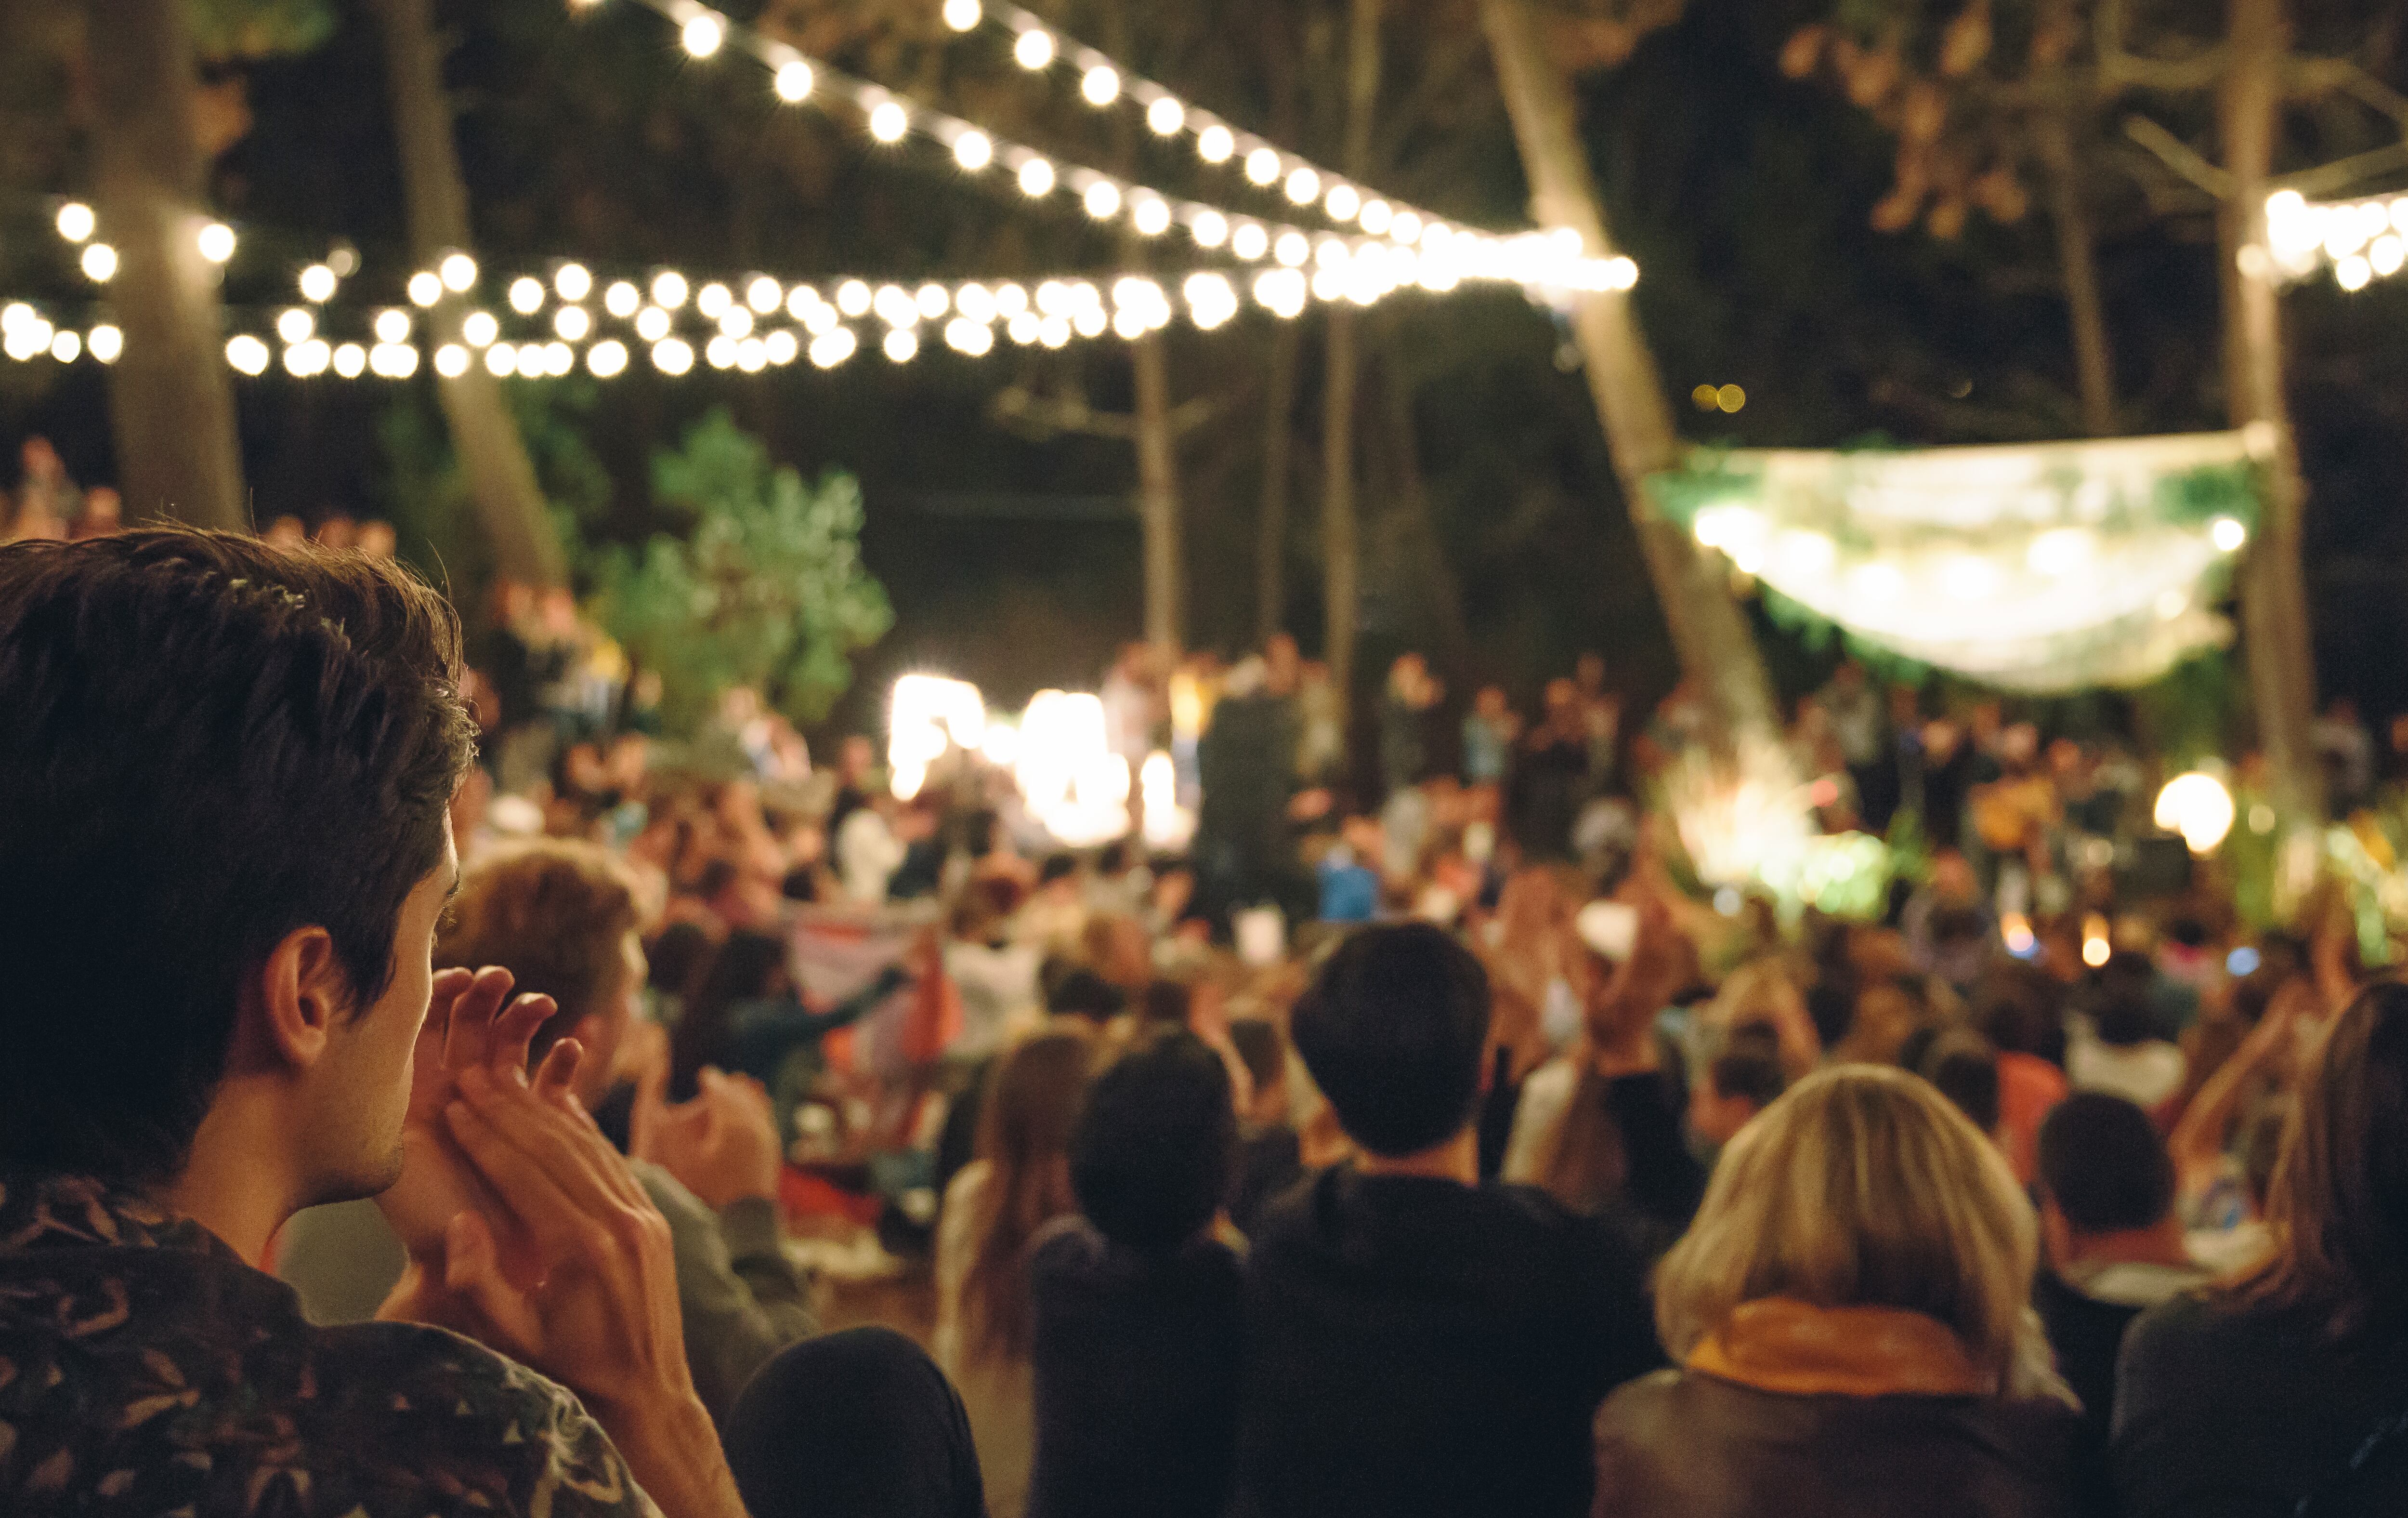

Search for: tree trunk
xmin=2037 ymin=117 xmax=2117 ymax=436
xmin=1321 ymin=0 xmax=1383 ymax=699
xmin=2219 ymin=0 xmax=2325 ymax=825
xmin=1477 ymin=0 xmax=1781 ymax=763
xmin=1377 ymin=333 xmax=1470 ymax=675
xmin=1256 ymin=321 xmax=1302 ymax=644
xmin=1132 ymin=330 xmax=1184 ymax=657
xmin=85 ymin=0 xmax=247 ymax=530
xmin=372 ymin=0 xmax=567 ymax=588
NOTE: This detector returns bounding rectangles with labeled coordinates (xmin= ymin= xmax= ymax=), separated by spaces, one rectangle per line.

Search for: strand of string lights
xmin=598 ymin=0 xmax=1635 ymax=300
xmin=927 ymin=0 xmax=1448 ymax=246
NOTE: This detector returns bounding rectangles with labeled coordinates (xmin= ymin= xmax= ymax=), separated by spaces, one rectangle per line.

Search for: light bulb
xmin=554 ymin=306 xmax=592 ymax=341
xmin=869 ymin=101 xmax=908 ymax=143
xmin=2212 ymin=516 xmax=2248 ymax=552
xmin=434 ymin=343 xmax=470 ymax=378
xmin=587 ymin=339 xmax=628 ymax=377
xmin=299 ymin=264 xmax=338 ymax=302
xmin=1083 ymin=181 xmax=1122 ymax=219
xmin=1018 ymin=157 xmax=1056 ymax=197
xmin=80 ymin=243 xmax=118 ymax=282
xmin=276 ymin=309 xmax=314 ymax=344
xmin=836 ymin=279 xmax=872 ymax=316
xmin=543 ymin=341 xmax=573 ymax=376
xmin=764 ymin=330 xmax=799 ymax=364
xmin=1146 ymin=97 xmax=1185 ymax=136
xmin=1013 ymin=29 xmax=1054 ymax=69
xmin=407 ymin=271 xmax=443 ymax=307
xmin=225 ymin=335 xmax=270 ymax=375
xmin=485 ymin=343 xmax=518 ymax=377
xmin=333 ymin=343 xmax=366 ymax=378
xmin=954 ymin=131 xmax=993 ymax=171
xmin=1081 ymin=67 xmax=1120 ymax=106
xmin=374 ymin=309 xmax=411 ymax=343
xmin=508 ymin=277 xmax=545 ymax=314
xmin=439 ymin=252 xmax=477 ymax=291
xmin=1284 ymin=167 xmax=1321 ymax=204
xmin=774 ymin=62 xmax=813 ymax=102
xmin=553 ymin=263 xmax=591 ymax=302
xmin=1231 ymin=223 xmax=1269 ymax=261
xmin=653 ymin=338 xmax=694 ymax=374
xmin=717 ymin=305 xmax=753 ymax=339
xmin=55 ymin=202 xmax=94 ymax=242
xmin=1391 ymin=210 xmax=1424 ymax=243
xmin=1275 ymin=231 xmax=1309 ymax=266
xmin=810 ymin=326 xmax=857 ymax=367
xmin=1359 ymin=199 xmax=1393 ymax=235
xmin=1192 ymin=210 xmax=1229 ymax=248
xmin=883 ymin=327 xmax=919 ymax=362
xmin=462 ymin=310 xmax=499 ymax=346
xmin=197 ymin=222 xmax=236 ymax=263
xmin=1132 ymin=196 xmax=1171 ymax=236
xmin=651 ymin=270 xmax=689 ymax=309
xmin=993 ymin=283 xmax=1028 ymax=316
xmin=942 ymin=0 xmax=981 ymax=29
xmin=88 ymin=324 xmax=122 ymax=363
xmin=681 ymin=13 xmax=723 ymax=57
xmin=916 ymin=283 xmax=951 ymax=319
xmin=1325 ymin=185 xmax=1361 ymax=222
xmin=697 ymin=281 xmax=732 ymax=318
xmin=604 ymin=280 xmax=641 ymax=317
xmin=49 ymin=330 xmax=80 ymax=363
xmin=1245 ymin=147 xmax=1281 ymax=185
xmin=1197 ymin=124 xmax=1234 ymax=163
xmin=747 ymin=275 xmax=782 ymax=313
xmin=635 ymin=306 xmax=671 ymax=342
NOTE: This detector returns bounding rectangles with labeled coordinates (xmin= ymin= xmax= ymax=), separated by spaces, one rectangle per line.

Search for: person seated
xmin=1688 ymin=1025 xmax=1786 ymax=1153
xmin=276 ymin=839 xmax=814 ymax=1423
xmin=2114 ymin=983 xmax=2408 ymax=1518
xmin=1226 ymin=1017 xmax=1304 ymax=1234
xmin=0 ymin=531 xmax=744 ymax=1516
xmin=1027 ymin=1031 xmax=1246 ymax=1518
xmin=725 ymin=1327 xmax=987 ymax=1518
xmin=1236 ymin=923 xmax=1662 ymax=1518
xmin=1593 ymin=1066 xmax=2083 ymax=1518
xmin=2032 ymin=1094 xmax=2214 ymax=1453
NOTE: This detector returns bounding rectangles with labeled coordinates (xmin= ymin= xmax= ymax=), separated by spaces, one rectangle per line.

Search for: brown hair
xmin=962 ymin=1024 xmax=1095 ymax=1360
xmin=1655 ymin=1065 xmax=2045 ymax=1394
xmin=2240 ymin=980 xmax=2408 ymax=1338
xmin=437 ymin=838 xmax=643 ymax=1061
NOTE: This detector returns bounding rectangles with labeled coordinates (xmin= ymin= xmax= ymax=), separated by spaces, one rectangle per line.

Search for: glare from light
xmin=681 ymin=13 xmax=723 ymax=57
xmin=2155 ymin=771 xmax=2236 ymax=856
xmin=2212 ymin=516 xmax=2248 ymax=553
xmin=774 ymin=62 xmax=813 ymax=102
xmin=869 ymin=101 xmax=909 ymax=143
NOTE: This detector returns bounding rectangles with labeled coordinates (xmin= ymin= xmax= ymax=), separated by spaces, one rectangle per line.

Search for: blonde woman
xmin=1591 ymin=1066 xmax=2082 ymax=1518
xmin=935 ymin=1025 xmax=1096 ymax=1518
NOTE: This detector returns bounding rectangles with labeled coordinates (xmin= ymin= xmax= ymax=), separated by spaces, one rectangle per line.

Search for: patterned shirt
xmin=0 ymin=1173 xmax=659 ymax=1518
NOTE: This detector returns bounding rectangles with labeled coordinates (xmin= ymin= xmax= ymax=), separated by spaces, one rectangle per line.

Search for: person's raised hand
xmin=632 ymin=1067 xmax=783 ymax=1211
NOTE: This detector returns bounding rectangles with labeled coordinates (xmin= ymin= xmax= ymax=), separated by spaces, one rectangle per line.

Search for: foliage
xmin=188 ymin=0 xmax=337 ymax=62
xmin=589 ymin=409 xmax=892 ymax=734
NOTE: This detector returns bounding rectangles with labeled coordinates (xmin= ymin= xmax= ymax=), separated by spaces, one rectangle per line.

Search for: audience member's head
xmin=724 ymin=1327 xmax=985 ymax=1518
xmin=966 ymin=1025 xmax=1095 ymax=1359
xmin=1047 ymin=968 xmax=1128 ymax=1027
xmin=1692 ymin=1028 xmax=1785 ymax=1148
xmin=0 ymin=531 xmax=473 ymax=1195
xmin=2036 ymin=1093 xmax=2176 ymax=1268
xmin=436 ymin=839 xmax=645 ymax=1107
xmin=1290 ymin=923 xmax=1491 ymax=1160
xmin=2089 ymin=986 xmax=2162 ymax=1049
xmin=1922 ymin=1032 xmax=2004 ymax=1137
xmin=669 ymin=929 xmax=788 ymax=1101
xmin=2246 ymin=981 xmax=2408 ymax=1336
xmin=1655 ymin=1066 xmax=2045 ymax=1395
xmin=1071 ymin=1030 xmax=1237 ymax=1255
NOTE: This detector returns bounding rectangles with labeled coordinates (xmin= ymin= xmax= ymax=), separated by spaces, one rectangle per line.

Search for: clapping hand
xmin=631 ymin=1065 xmax=784 ymax=1212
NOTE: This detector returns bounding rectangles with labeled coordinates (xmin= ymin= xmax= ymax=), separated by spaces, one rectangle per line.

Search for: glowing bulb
xmin=1284 ymin=166 xmax=1320 ymax=204
xmin=1132 ymin=196 xmax=1171 ymax=236
xmin=786 ymin=286 xmax=821 ymax=320
xmin=542 ymin=341 xmax=573 ymax=376
xmin=697 ymin=281 xmax=732 ymax=318
xmin=1013 ymin=29 xmax=1054 ymax=68
xmin=553 ymin=263 xmax=591 ymax=302
xmin=942 ymin=0 xmax=981 ymax=28
xmin=836 ymin=279 xmax=872 ymax=316
xmin=681 ymin=13 xmax=723 ymax=56
xmin=955 ymin=283 xmax=995 ymax=323
xmin=652 ymin=337 xmax=694 ymax=374
xmin=1147 ymin=97 xmax=1185 ymax=135
xmin=197 ymin=222 xmax=236 ymax=263
xmin=276 ymin=308 xmax=314 ymax=344
xmin=1197 ymin=124 xmax=1234 ymax=163
xmin=774 ymin=61 xmax=813 ymax=101
xmin=49 ymin=330 xmax=79 ymax=363
xmin=954 ymin=131 xmax=993 ymax=170
xmin=2082 ymin=915 xmax=2112 ymax=968
xmin=916 ymin=283 xmax=950 ymax=319
xmin=1083 ymin=181 xmax=1122 ymax=219
xmin=2212 ymin=515 xmax=2248 ymax=552
xmin=225 ymin=335 xmax=270 ymax=375
xmin=718 ymin=305 xmax=753 ymax=339
xmin=1359 ymin=198 xmax=1393 ymax=235
xmin=55 ymin=202 xmax=94 ymax=242
xmin=88 ymin=324 xmax=121 ymax=363
xmin=287 ymin=339 xmax=331 ymax=377
xmin=298 ymin=264 xmax=338 ymax=302
xmin=434 ymin=343 xmax=470 ymax=378
xmin=438 ymin=252 xmax=477 ymax=292
xmin=554 ymin=305 xmax=592 ymax=341
xmin=1245 ymin=147 xmax=1281 ymax=186
xmin=587 ymin=338 xmax=628 ymax=377
xmin=738 ymin=336 xmax=767 ymax=370
xmin=1018 ymin=157 xmax=1056 ymax=197
xmin=746 ymin=276 xmax=782 ymax=314
xmin=635 ymin=306 xmax=671 ymax=341
xmin=374 ymin=309 xmax=411 ymax=343
xmin=994 ymin=282 xmax=1029 ymax=316
xmin=80 ymin=243 xmax=118 ymax=282
xmin=868 ymin=100 xmax=909 ymax=143
xmin=883 ymin=326 xmax=919 ymax=362
xmin=1274 ymin=231 xmax=1309 ymax=266
xmin=604 ymin=280 xmax=641 ymax=317
xmin=2337 ymin=254 xmax=2373 ymax=291
xmin=407 ymin=271 xmax=443 ymax=307
xmin=704 ymin=335 xmax=734 ymax=370
xmin=333 ymin=343 xmax=366 ymax=377
xmin=1391 ymin=210 xmax=1424 ymax=243
xmin=2156 ymin=771 xmax=2236 ymax=856
xmin=809 ymin=327 xmax=857 ymax=367
xmin=508 ymin=277 xmax=543 ymax=315
xmin=1231 ymin=223 xmax=1269 ymax=261
xmin=1325 ymin=184 xmax=1361 ymax=222
xmin=1081 ymin=66 xmax=1120 ymax=106
xmin=764 ymin=329 xmax=798 ymax=364
xmin=2001 ymin=912 xmax=2036 ymax=956
xmin=651 ymin=271 xmax=689 ymax=309
xmin=1187 ymin=210 xmax=1230 ymax=249
xmin=484 ymin=343 xmax=518 ymax=377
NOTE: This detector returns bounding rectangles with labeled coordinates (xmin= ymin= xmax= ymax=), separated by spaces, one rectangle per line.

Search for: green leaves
xmin=591 ymin=408 xmax=892 ymax=733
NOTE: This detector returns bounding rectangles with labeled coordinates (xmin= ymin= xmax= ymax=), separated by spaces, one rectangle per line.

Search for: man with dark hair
xmin=0 ymin=532 xmax=745 ymax=1517
xmin=2034 ymin=1093 xmax=2213 ymax=1448
xmin=1688 ymin=1028 xmax=1786 ymax=1150
xmin=1236 ymin=923 xmax=1662 ymax=1518
xmin=1027 ymin=1030 xmax=1246 ymax=1518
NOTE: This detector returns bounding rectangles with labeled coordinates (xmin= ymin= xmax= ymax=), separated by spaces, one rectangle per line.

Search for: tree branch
xmin=2123 ymin=114 xmax=2234 ymax=199
xmin=2094 ymin=0 xmax=2225 ymax=93
xmin=2275 ymin=141 xmax=2408 ymax=199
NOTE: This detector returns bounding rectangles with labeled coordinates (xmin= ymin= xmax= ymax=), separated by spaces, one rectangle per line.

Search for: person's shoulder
xmin=2121 ymin=1287 xmax=2275 ymax=1377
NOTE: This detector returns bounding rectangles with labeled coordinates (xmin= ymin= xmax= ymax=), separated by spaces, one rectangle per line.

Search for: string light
xmin=55 ymin=202 xmax=94 ymax=242
xmin=1197 ymin=125 xmax=1233 ymax=163
xmin=79 ymin=244 xmax=117 ymax=283
xmin=434 ymin=343 xmax=471 ymax=378
xmin=746 ymin=275 xmax=782 ymax=313
xmin=954 ymin=130 xmax=993 ymax=170
xmin=1083 ymin=181 xmax=1121 ymax=219
xmin=299 ymin=264 xmax=338 ymax=302
xmin=197 ymin=222 xmax=236 ymax=264
xmin=868 ymin=100 xmax=909 ymax=143
xmin=508 ymin=277 xmax=545 ymax=315
xmin=588 ymin=338 xmax=629 ymax=377
xmin=333 ymin=343 xmax=366 ymax=377
xmin=718 ymin=304 xmax=753 ymax=338
xmin=225 ymin=335 xmax=270 ymax=375
xmin=462 ymin=310 xmax=499 ymax=346
xmin=1284 ymin=167 xmax=1321 ymax=205
xmin=681 ymin=13 xmax=723 ymax=56
xmin=775 ymin=62 xmax=813 ymax=101
xmin=697 ymin=281 xmax=733 ymax=318
xmin=652 ymin=270 xmax=689 ymax=309
xmin=554 ymin=263 xmax=592 ymax=301
xmin=653 ymin=337 xmax=694 ymax=373
xmin=88 ymin=324 xmax=121 ymax=363
xmin=439 ymin=252 xmax=478 ymax=291
xmin=1012 ymin=28 xmax=1054 ymax=69
xmin=1018 ymin=157 xmax=1056 ymax=197
xmin=407 ymin=271 xmax=443 ymax=306
xmin=1080 ymin=66 xmax=1119 ymax=106
xmin=942 ymin=0 xmax=981 ymax=29
xmin=49 ymin=330 xmax=80 ymax=363
xmin=276 ymin=308 xmax=314 ymax=344
xmin=554 ymin=305 xmax=592 ymax=341
xmin=605 ymin=280 xmax=641 ymax=317
xmin=1244 ymin=147 xmax=1281 ymax=186
xmin=636 ymin=306 xmax=672 ymax=341
xmin=1146 ymin=97 xmax=1185 ymax=136
xmin=1132 ymin=196 xmax=1171 ymax=237
xmin=374 ymin=309 xmax=411 ymax=343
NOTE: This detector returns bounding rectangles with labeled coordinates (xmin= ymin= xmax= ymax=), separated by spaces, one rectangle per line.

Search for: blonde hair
xmin=1655 ymin=1065 xmax=2042 ymax=1392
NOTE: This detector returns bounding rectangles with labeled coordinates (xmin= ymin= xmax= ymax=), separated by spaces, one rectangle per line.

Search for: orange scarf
xmin=1688 ymin=1297 xmax=1991 ymax=1398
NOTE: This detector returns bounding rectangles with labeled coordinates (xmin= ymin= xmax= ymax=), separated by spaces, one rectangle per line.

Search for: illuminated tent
xmin=1648 ymin=429 xmax=2270 ymax=693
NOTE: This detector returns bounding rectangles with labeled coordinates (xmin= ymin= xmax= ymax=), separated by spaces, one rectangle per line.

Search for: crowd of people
xmin=8 ymin=526 xmax=2408 ymax=1518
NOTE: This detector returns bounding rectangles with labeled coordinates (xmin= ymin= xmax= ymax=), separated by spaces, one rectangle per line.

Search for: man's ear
xmin=248 ymin=925 xmax=350 ymax=1072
